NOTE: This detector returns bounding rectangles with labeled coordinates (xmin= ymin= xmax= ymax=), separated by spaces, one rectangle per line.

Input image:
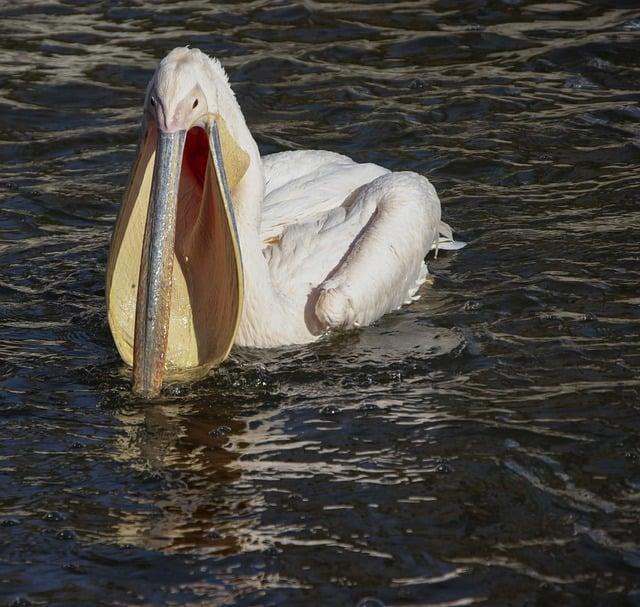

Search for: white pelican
xmin=106 ymin=47 xmax=463 ymax=398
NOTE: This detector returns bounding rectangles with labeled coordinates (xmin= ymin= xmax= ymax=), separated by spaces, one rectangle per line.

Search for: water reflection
xmin=111 ymin=400 xmax=250 ymax=554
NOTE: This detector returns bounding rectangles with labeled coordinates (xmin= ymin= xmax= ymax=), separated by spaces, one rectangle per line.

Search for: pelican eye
xmin=192 ymin=99 xmax=199 ymax=109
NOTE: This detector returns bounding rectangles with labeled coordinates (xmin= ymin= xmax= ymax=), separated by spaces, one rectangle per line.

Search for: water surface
xmin=1 ymin=1 xmax=640 ymax=605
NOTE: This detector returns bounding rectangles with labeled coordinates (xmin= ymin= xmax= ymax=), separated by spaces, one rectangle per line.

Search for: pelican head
xmin=106 ymin=48 xmax=250 ymax=398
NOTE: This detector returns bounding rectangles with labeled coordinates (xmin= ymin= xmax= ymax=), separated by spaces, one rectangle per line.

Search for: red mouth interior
xmin=183 ymin=126 xmax=209 ymax=188
xmin=176 ymin=126 xmax=211 ymax=238
xmin=170 ymin=124 xmax=241 ymax=368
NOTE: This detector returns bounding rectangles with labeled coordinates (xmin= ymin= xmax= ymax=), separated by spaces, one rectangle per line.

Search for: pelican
xmin=106 ymin=47 xmax=463 ymax=398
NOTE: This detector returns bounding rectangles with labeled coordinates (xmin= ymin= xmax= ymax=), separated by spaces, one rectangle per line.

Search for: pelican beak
xmin=106 ymin=117 xmax=248 ymax=398
xmin=132 ymin=129 xmax=185 ymax=398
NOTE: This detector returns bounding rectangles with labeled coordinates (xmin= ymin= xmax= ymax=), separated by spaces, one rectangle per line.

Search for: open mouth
xmin=106 ymin=116 xmax=248 ymax=398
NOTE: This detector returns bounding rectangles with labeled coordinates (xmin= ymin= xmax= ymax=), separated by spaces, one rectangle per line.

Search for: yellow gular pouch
xmin=106 ymin=114 xmax=248 ymax=381
xmin=212 ymin=114 xmax=250 ymax=191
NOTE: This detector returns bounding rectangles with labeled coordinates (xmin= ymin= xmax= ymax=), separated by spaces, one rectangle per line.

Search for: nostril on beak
xmin=192 ymin=98 xmax=198 ymax=109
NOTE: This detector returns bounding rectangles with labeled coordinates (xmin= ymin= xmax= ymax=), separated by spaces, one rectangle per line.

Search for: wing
xmin=260 ymin=150 xmax=388 ymax=242
xmin=265 ymin=182 xmax=379 ymax=297
xmin=312 ymin=172 xmax=442 ymax=330
xmin=265 ymin=170 xmax=444 ymax=336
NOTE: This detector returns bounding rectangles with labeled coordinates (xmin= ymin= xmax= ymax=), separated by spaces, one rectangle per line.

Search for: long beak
xmin=126 ymin=119 xmax=245 ymax=398
xmin=132 ymin=129 xmax=185 ymax=398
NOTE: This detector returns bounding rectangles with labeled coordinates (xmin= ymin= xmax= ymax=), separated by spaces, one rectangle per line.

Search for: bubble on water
xmin=209 ymin=425 xmax=231 ymax=438
xmin=383 ymin=370 xmax=402 ymax=383
xmin=145 ymin=471 xmax=164 ymax=483
xmin=56 ymin=529 xmax=75 ymax=541
xmin=359 ymin=374 xmax=375 ymax=387
xmin=43 ymin=511 xmax=64 ymax=522
xmin=321 ymin=405 xmax=341 ymax=416
xmin=436 ymin=462 xmax=452 ymax=474
xmin=165 ymin=383 xmax=187 ymax=396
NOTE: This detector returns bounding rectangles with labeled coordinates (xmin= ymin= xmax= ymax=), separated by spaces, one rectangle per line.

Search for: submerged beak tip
xmin=133 ymin=387 xmax=161 ymax=400
xmin=132 ymin=367 xmax=164 ymax=400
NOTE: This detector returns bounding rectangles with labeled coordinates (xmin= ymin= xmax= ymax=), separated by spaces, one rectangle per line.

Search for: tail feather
xmin=431 ymin=220 xmax=466 ymax=257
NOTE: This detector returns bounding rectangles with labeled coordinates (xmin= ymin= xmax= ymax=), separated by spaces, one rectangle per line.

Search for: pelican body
xmin=106 ymin=48 xmax=461 ymax=398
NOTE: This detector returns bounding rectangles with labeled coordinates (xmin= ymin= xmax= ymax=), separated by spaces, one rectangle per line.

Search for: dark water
xmin=2 ymin=1 xmax=640 ymax=605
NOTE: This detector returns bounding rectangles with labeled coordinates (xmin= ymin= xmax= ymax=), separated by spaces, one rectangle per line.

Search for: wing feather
xmin=260 ymin=150 xmax=388 ymax=242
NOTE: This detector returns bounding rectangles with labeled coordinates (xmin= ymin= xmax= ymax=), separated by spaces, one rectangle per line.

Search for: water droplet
xmin=43 ymin=511 xmax=64 ymax=522
xmin=146 ymin=470 xmax=164 ymax=482
xmin=165 ymin=383 xmax=187 ymax=396
xmin=209 ymin=425 xmax=231 ymax=438
xmin=57 ymin=529 xmax=75 ymax=541
xmin=321 ymin=405 xmax=341 ymax=416
xmin=436 ymin=462 xmax=452 ymax=474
